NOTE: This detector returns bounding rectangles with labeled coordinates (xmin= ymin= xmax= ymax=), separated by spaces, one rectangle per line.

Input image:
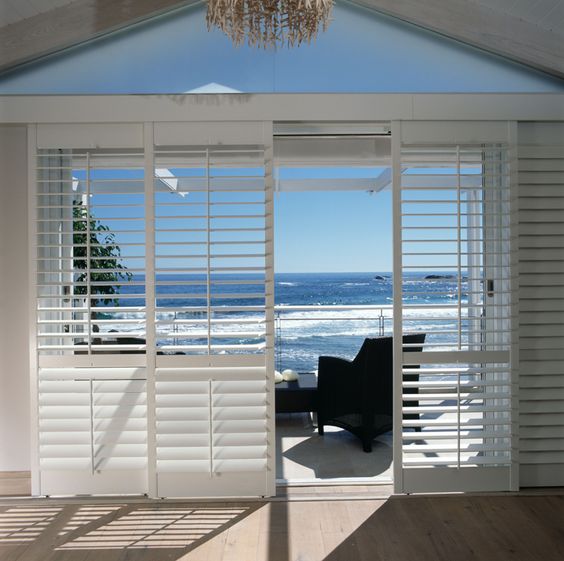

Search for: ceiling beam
xmin=0 ymin=0 xmax=199 ymax=74
xmin=351 ymin=0 xmax=564 ymax=79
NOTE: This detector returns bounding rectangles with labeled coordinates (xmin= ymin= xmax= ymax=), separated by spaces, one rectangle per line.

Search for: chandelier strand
xmin=207 ymin=0 xmax=334 ymax=48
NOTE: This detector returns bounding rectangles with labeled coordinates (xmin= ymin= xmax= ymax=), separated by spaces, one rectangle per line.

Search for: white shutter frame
xmin=154 ymin=122 xmax=269 ymax=146
xmin=31 ymin=122 xmax=275 ymax=498
xmin=37 ymin=124 xmax=143 ymax=149
xmin=400 ymin=121 xmax=510 ymax=145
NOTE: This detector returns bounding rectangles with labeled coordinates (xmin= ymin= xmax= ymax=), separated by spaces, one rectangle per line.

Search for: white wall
xmin=0 ymin=126 xmax=30 ymax=471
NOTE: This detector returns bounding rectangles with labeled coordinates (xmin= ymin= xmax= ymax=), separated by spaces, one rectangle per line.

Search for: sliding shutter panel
xmin=35 ymin=145 xmax=148 ymax=495
xmin=152 ymin=122 xmax=274 ymax=497
xmin=393 ymin=121 xmax=516 ymax=493
xmin=518 ymin=122 xmax=564 ymax=487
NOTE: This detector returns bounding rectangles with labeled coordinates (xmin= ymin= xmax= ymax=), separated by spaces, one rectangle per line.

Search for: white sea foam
xmin=99 ymin=305 xmax=464 ymax=335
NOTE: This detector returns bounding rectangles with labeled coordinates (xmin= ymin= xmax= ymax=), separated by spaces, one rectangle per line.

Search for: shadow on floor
xmin=0 ymin=501 xmax=265 ymax=560
xmin=276 ymin=413 xmax=392 ymax=480
xmin=321 ymin=494 xmax=564 ymax=561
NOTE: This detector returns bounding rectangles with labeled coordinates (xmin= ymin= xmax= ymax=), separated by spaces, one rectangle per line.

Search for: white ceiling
xmin=0 ymin=0 xmax=75 ymax=26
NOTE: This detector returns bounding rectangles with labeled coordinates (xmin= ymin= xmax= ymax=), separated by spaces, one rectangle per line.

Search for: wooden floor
xmin=1 ymin=474 xmax=564 ymax=561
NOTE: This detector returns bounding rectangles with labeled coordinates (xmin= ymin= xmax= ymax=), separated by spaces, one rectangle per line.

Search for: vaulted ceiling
xmin=1 ymin=0 xmax=563 ymax=78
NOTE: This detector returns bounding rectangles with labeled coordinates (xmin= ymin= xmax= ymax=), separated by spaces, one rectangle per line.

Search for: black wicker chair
xmin=317 ymin=334 xmax=426 ymax=452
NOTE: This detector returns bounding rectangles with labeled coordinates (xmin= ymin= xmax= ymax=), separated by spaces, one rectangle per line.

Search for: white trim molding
xmin=1 ymin=94 xmax=564 ymax=126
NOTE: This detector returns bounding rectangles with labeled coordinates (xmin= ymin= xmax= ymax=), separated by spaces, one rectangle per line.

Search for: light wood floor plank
xmin=0 ymin=491 xmax=563 ymax=560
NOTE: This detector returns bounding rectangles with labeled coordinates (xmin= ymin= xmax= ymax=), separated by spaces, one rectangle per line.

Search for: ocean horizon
xmin=108 ymin=271 xmax=466 ymax=371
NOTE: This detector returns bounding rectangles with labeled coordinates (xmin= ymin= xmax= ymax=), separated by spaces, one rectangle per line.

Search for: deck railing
xmin=274 ymin=304 xmax=394 ymax=372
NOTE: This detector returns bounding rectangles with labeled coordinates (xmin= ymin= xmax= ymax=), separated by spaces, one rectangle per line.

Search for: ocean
xmin=113 ymin=271 xmax=465 ymax=372
xmin=273 ymin=272 xmax=462 ymax=371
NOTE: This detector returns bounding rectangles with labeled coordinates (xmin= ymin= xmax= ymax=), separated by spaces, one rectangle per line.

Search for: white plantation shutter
xmin=38 ymin=368 xmax=147 ymax=495
xmin=151 ymin=123 xmax=275 ymax=497
xmin=392 ymin=121 xmax=517 ymax=493
xmin=32 ymin=124 xmax=275 ymax=498
xmin=35 ymin=147 xmax=148 ymax=495
xmin=518 ymin=122 xmax=564 ymax=487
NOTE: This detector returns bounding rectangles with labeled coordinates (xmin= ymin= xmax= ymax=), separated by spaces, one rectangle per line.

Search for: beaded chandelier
xmin=206 ymin=0 xmax=334 ymax=48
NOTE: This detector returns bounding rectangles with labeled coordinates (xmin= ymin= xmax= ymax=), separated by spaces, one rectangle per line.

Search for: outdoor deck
xmin=276 ymin=413 xmax=393 ymax=482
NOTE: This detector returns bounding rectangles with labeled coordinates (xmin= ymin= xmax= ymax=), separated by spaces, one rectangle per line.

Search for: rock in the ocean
xmin=425 ymin=274 xmax=455 ymax=280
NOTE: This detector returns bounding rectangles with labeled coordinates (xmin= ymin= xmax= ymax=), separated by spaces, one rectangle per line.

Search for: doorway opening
xmin=272 ymin=126 xmax=395 ymax=484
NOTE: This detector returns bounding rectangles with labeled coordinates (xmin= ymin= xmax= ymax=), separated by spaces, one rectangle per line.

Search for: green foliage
xmin=73 ymin=202 xmax=131 ymax=306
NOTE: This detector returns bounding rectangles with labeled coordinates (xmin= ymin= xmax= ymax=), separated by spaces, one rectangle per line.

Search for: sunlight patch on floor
xmin=56 ymin=507 xmax=249 ymax=550
xmin=0 ymin=507 xmax=62 ymax=543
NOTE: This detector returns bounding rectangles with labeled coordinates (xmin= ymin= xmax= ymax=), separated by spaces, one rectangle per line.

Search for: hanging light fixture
xmin=206 ymin=0 xmax=334 ymax=48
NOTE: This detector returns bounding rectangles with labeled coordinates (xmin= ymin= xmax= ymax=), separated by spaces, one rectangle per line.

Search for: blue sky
xmin=79 ymin=164 xmax=480 ymax=275
xmin=85 ymin=184 xmax=393 ymax=274
xmin=81 ymin=164 xmax=394 ymax=274
xmin=274 ymin=190 xmax=392 ymax=273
